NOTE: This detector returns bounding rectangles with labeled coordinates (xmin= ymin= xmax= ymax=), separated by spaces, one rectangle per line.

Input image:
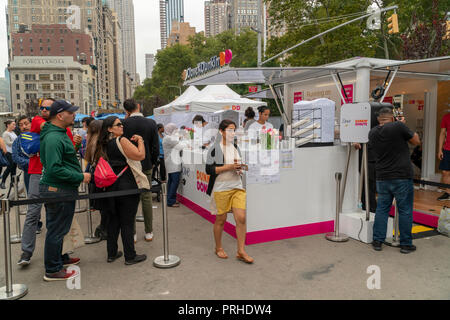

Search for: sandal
xmin=236 ymin=252 xmax=254 ymax=264
xmin=215 ymin=248 xmax=228 ymax=259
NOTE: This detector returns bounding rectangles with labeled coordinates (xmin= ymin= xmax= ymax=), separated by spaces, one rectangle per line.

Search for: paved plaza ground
xmin=1 ymin=194 xmax=449 ymax=300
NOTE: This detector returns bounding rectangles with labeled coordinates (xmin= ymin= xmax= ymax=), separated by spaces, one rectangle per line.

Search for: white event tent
xmin=154 ymin=85 xmax=267 ymax=128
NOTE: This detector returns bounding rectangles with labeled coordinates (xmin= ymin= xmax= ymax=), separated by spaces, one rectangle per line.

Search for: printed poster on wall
xmin=341 ymin=84 xmax=354 ymax=105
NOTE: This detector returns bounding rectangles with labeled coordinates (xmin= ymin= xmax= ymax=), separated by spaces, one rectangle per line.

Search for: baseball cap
xmin=49 ymin=100 xmax=79 ymax=117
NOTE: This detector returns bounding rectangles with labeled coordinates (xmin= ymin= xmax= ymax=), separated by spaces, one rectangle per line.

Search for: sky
xmin=0 ymin=0 xmax=205 ymax=79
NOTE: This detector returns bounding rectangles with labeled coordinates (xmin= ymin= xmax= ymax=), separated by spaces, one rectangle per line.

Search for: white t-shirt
xmin=3 ymin=131 xmax=17 ymax=153
xmin=248 ymin=121 xmax=273 ymax=134
xmin=213 ymin=142 xmax=243 ymax=193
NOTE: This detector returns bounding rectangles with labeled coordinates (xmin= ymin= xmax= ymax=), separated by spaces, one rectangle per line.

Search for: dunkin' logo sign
xmin=355 ymin=120 xmax=368 ymax=127
xmin=183 ymin=50 xmax=233 ymax=81
xmin=197 ymin=171 xmax=210 ymax=194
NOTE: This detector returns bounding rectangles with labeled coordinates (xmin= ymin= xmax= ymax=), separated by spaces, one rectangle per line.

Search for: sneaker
xmin=17 ymin=252 xmax=32 ymax=266
xmin=400 ymin=244 xmax=417 ymax=254
xmin=372 ymin=240 xmax=382 ymax=251
xmin=134 ymin=234 xmax=137 ymax=244
xmin=125 ymin=254 xmax=147 ymax=265
xmin=437 ymin=193 xmax=450 ymax=201
xmin=107 ymin=251 xmax=123 ymax=263
xmin=63 ymin=257 xmax=81 ymax=267
xmin=44 ymin=269 xmax=78 ymax=282
xmin=144 ymin=233 xmax=153 ymax=242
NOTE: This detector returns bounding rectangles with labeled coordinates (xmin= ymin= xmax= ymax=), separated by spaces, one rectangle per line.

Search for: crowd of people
xmin=1 ymin=99 xmax=267 ymax=283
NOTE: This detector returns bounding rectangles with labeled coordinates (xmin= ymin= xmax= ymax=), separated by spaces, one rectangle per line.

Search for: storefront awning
xmin=244 ymin=88 xmax=275 ymax=99
xmin=183 ymin=66 xmax=354 ymax=86
xmin=374 ymin=56 xmax=450 ymax=81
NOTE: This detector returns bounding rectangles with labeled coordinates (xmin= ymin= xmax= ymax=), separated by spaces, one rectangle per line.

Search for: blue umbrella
xmin=146 ymin=115 xmax=155 ymax=120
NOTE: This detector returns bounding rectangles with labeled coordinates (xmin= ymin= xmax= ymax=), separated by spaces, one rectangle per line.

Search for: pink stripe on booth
xmin=177 ymin=194 xmax=335 ymax=245
xmin=389 ymin=206 xmax=438 ymax=228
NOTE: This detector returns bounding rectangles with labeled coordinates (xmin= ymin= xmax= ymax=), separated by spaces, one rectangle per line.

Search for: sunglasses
xmin=114 ymin=123 xmax=123 ymax=128
xmin=40 ymin=107 xmax=51 ymax=111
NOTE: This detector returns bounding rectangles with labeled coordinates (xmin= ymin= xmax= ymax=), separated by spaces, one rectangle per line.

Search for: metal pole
xmin=10 ymin=175 xmax=22 ymax=243
xmin=0 ymin=199 xmax=28 ymax=300
xmin=326 ymin=173 xmax=349 ymax=242
xmin=257 ymin=0 xmax=262 ymax=66
xmin=84 ymin=190 xmax=100 ymax=244
xmin=392 ymin=200 xmax=401 ymax=247
xmin=363 ymin=143 xmax=370 ymax=221
xmin=340 ymin=143 xmax=352 ymax=212
xmin=154 ymin=183 xmax=180 ymax=268
xmin=358 ymin=148 xmax=365 ymax=210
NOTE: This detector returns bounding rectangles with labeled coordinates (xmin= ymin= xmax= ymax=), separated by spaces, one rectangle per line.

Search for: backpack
xmin=94 ymin=157 xmax=128 ymax=188
xmin=20 ymin=132 xmax=41 ymax=157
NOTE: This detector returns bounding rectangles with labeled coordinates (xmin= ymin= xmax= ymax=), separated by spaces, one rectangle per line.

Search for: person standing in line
xmin=437 ymin=112 xmax=450 ymax=201
xmin=93 ymin=116 xmax=147 ymax=265
xmin=247 ymin=106 xmax=273 ymax=134
xmin=163 ymin=123 xmax=190 ymax=208
xmin=12 ymin=116 xmax=32 ymax=191
xmin=369 ymin=108 xmax=421 ymax=254
xmin=1 ymin=120 xmax=18 ymax=189
xmin=243 ymin=107 xmax=256 ymax=131
xmin=39 ymin=100 xmax=90 ymax=281
xmin=155 ymin=123 xmax=167 ymax=182
xmin=122 ymin=99 xmax=159 ymax=243
xmin=17 ymin=98 xmax=82 ymax=267
xmin=205 ymin=119 xmax=254 ymax=264
xmin=84 ymin=120 xmax=109 ymax=240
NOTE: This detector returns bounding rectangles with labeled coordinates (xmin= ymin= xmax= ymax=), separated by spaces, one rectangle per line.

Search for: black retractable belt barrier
xmin=8 ymin=188 xmax=150 ymax=208
xmin=413 ymin=179 xmax=450 ymax=190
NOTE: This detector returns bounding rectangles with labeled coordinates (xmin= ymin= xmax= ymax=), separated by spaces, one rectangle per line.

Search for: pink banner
xmin=294 ymin=92 xmax=303 ymax=103
xmin=341 ymin=84 xmax=354 ymax=104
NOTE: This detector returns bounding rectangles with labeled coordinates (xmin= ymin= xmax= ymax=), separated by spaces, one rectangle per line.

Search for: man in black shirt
xmin=369 ymin=108 xmax=420 ymax=254
xmin=123 ymin=99 xmax=159 ymax=243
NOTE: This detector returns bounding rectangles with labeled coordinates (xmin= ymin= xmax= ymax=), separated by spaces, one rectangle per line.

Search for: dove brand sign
xmin=183 ymin=50 xmax=233 ymax=81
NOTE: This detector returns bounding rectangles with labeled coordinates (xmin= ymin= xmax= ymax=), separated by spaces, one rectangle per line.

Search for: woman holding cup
xmin=205 ymin=119 xmax=253 ymax=264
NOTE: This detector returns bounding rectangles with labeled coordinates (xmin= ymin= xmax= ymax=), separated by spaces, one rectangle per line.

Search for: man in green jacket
xmin=39 ymin=100 xmax=91 ymax=281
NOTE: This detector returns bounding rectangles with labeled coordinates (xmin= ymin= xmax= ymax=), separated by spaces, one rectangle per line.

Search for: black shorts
xmin=439 ymin=150 xmax=450 ymax=171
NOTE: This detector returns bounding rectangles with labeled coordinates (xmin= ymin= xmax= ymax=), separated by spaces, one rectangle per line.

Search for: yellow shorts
xmin=213 ymin=189 xmax=246 ymax=215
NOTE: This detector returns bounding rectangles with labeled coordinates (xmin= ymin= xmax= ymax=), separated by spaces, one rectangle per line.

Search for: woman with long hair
xmin=84 ymin=120 xmax=109 ymax=240
xmin=243 ymin=107 xmax=256 ymax=131
xmin=205 ymin=119 xmax=254 ymax=264
xmin=1 ymin=120 xmax=18 ymax=189
xmin=93 ymin=116 xmax=147 ymax=265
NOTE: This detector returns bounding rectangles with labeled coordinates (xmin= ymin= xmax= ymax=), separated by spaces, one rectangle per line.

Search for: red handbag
xmin=94 ymin=157 xmax=128 ymax=188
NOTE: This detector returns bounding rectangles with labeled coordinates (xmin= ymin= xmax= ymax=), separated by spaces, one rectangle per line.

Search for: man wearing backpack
xmin=17 ymin=98 xmax=82 ymax=267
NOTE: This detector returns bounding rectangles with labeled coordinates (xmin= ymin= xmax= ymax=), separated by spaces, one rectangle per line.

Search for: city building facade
xmin=145 ymin=54 xmax=155 ymax=79
xmin=167 ymin=21 xmax=196 ymax=47
xmin=8 ymin=56 xmax=88 ymax=113
xmin=160 ymin=0 xmax=184 ymax=49
xmin=205 ymin=0 xmax=231 ymax=38
xmin=230 ymin=0 xmax=259 ymax=34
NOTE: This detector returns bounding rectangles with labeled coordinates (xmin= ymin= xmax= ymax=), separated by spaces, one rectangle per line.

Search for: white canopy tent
xmin=154 ymin=85 xmax=267 ymax=128
xmin=154 ymin=86 xmax=200 ymax=116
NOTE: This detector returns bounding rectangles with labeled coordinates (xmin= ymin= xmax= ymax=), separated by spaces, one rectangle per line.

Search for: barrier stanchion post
xmin=386 ymin=200 xmax=401 ymax=247
xmin=363 ymin=143 xmax=370 ymax=221
xmin=84 ymin=186 xmax=100 ymax=244
xmin=326 ymin=173 xmax=349 ymax=242
xmin=154 ymin=183 xmax=180 ymax=268
xmin=10 ymin=175 xmax=22 ymax=244
xmin=0 ymin=199 xmax=28 ymax=300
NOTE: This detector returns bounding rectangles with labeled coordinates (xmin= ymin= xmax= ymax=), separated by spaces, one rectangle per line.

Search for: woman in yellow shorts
xmin=205 ymin=119 xmax=254 ymax=264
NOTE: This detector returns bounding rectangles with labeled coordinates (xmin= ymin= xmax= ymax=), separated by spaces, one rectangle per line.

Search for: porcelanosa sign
xmin=183 ymin=49 xmax=232 ymax=81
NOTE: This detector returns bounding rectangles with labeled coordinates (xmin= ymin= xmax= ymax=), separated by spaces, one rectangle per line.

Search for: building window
xmin=70 ymin=84 xmax=74 ymax=90
xmin=53 ymin=74 xmax=64 ymax=81
xmin=16 ymin=84 xmax=19 ymax=90
xmin=25 ymin=74 xmax=36 ymax=81
xmin=42 ymin=84 xmax=51 ymax=90
xmin=15 ymin=74 xmax=19 ymax=80
xmin=70 ymin=74 xmax=73 ymax=80
xmin=54 ymin=84 xmax=65 ymax=90
xmin=40 ymin=74 xmax=50 ymax=80
xmin=16 ymin=94 xmax=20 ymax=99
xmin=17 ymin=103 xmax=21 ymax=110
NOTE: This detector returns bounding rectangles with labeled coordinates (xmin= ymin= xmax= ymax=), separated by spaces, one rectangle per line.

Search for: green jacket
xmin=40 ymin=122 xmax=84 ymax=190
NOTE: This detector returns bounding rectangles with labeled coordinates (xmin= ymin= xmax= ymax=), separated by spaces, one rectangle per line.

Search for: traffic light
xmin=444 ymin=21 xmax=450 ymax=40
xmin=387 ymin=13 xmax=399 ymax=34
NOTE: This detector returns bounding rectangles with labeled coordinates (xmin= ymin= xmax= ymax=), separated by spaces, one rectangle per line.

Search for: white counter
xmin=177 ymin=145 xmax=359 ymax=245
